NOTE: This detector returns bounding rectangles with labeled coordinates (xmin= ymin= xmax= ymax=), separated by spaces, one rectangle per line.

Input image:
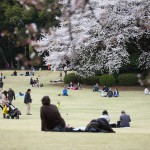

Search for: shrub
xmin=64 ymin=73 xmax=77 ymax=84
xmin=99 ymin=74 xmax=116 ymax=86
xmin=84 ymin=76 xmax=100 ymax=85
xmin=118 ymin=73 xmax=138 ymax=86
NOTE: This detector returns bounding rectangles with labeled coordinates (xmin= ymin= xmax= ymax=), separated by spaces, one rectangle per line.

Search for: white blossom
xmin=35 ymin=0 xmax=150 ymax=76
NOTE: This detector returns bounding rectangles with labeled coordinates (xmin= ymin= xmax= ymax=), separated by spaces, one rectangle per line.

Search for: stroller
xmin=1 ymin=103 xmax=21 ymax=119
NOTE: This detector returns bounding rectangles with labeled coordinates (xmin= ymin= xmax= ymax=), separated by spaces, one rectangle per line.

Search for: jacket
xmin=40 ymin=104 xmax=66 ymax=131
xmin=8 ymin=90 xmax=15 ymax=101
xmin=24 ymin=92 xmax=32 ymax=104
xmin=120 ymin=114 xmax=131 ymax=127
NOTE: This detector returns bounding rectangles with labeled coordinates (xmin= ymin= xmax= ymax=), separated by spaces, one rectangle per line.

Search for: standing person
xmin=0 ymin=91 xmax=8 ymax=118
xmin=40 ymin=96 xmax=66 ymax=131
xmin=30 ymin=77 xmax=34 ymax=87
xmin=0 ymin=79 xmax=4 ymax=90
xmin=117 ymin=111 xmax=131 ymax=127
xmin=24 ymin=89 xmax=32 ymax=115
xmin=8 ymin=88 xmax=16 ymax=104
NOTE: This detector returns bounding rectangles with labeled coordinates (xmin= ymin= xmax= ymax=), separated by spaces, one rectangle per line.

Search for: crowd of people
xmin=93 ymin=83 xmax=119 ymax=97
xmin=30 ymin=77 xmax=43 ymax=87
xmin=40 ymin=95 xmax=131 ymax=132
xmin=2 ymin=71 xmax=150 ymax=133
xmin=11 ymin=70 xmax=34 ymax=76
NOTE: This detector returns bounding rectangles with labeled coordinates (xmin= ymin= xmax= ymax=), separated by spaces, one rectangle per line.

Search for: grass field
xmin=0 ymin=70 xmax=150 ymax=150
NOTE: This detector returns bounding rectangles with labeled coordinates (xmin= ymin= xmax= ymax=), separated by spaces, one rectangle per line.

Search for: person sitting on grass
xmin=144 ymin=87 xmax=150 ymax=95
xmin=40 ymin=96 xmax=66 ymax=131
xmin=69 ymin=81 xmax=74 ymax=89
xmin=72 ymin=82 xmax=82 ymax=90
xmin=62 ymin=86 xmax=68 ymax=96
xmin=93 ymin=83 xmax=99 ymax=92
xmin=76 ymin=82 xmax=82 ymax=90
xmin=0 ymin=73 xmax=5 ymax=79
xmin=113 ymin=88 xmax=119 ymax=97
xmin=117 ymin=111 xmax=131 ymax=127
xmin=102 ymin=85 xmax=109 ymax=92
xmin=100 ymin=110 xmax=110 ymax=122
xmin=107 ymin=88 xmax=113 ymax=98
xmin=13 ymin=70 xmax=17 ymax=76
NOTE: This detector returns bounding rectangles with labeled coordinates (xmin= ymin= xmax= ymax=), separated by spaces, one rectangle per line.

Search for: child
xmin=62 ymin=87 xmax=68 ymax=96
xmin=57 ymin=102 xmax=60 ymax=110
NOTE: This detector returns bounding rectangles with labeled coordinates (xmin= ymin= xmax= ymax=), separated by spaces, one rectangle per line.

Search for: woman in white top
xmin=144 ymin=88 xmax=150 ymax=95
xmin=100 ymin=110 xmax=110 ymax=122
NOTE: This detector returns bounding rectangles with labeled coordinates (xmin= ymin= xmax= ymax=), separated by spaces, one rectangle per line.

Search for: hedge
xmin=84 ymin=76 xmax=100 ymax=85
xmin=99 ymin=74 xmax=116 ymax=86
xmin=64 ymin=73 xmax=100 ymax=85
xmin=64 ymin=73 xmax=77 ymax=84
xmin=117 ymin=73 xmax=138 ymax=86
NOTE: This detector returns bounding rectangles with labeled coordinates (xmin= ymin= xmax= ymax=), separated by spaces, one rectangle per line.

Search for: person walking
xmin=8 ymin=88 xmax=16 ymax=104
xmin=24 ymin=89 xmax=32 ymax=115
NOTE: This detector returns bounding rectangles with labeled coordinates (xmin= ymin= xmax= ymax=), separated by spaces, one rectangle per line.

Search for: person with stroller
xmin=24 ymin=89 xmax=32 ymax=115
xmin=8 ymin=88 xmax=16 ymax=104
xmin=0 ymin=91 xmax=9 ymax=118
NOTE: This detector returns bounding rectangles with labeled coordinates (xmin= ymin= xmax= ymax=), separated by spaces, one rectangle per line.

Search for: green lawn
xmin=0 ymin=70 xmax=150 ymax=150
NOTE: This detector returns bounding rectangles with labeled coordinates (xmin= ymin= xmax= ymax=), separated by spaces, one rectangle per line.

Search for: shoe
xmin=26 ymin=113 xmax=32 ymax=115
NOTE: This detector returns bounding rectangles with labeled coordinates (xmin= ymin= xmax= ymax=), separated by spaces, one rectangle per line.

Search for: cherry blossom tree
xmin=34 ymin=0 xmax=150 ymax=76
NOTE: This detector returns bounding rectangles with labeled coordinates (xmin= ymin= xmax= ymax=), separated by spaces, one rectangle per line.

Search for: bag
xmin=3 ymin=105 xmax=9 ymax=114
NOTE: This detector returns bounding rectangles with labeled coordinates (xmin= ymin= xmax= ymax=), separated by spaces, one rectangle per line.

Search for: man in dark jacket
xmin=8 ymin=88 xmax=15 ymax=103
xmin=24 ymin=89 xmax=32 ymax=115
xmin=40 ymin=96 xmax=66 ymax=131
xmin=85 ymin=118 xmax=115 ymax=133
xmin=117 ymin=111 xmax=131 ymax=127
xmin=107 ymin=88 xmax=113 ymax=97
